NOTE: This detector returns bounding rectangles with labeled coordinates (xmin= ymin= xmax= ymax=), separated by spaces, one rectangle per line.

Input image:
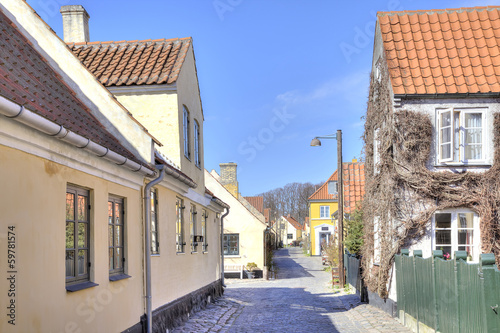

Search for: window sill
xmin=434 ymin=163 xmax=491 ymax=168
xmin=176 ymin=252 xmax=185 ymax=255
xmin=203 ymin=251 xmax=209 ymax=254
xmin=66 ymin=281 xmax=99 ymax=292
xmin=151 ymin=254 xmax=160 ymax=257
xmin=109 ymin=274 xmax=131 ymax=282
xmin=191 ymin=251 xmax=198 ymax=254
xmin=224 ymin=255 xmax=241 ymax=258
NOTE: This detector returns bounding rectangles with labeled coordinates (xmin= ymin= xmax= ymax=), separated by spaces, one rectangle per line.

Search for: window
xmin=66 ymin=186 xmax=90 ymax=286
xmin=190 ymin=205 xmax=197 ymax=252
xmin=108 ymin=196 xmax=125 ymax=276
xmin=287 ymin=233 xmax=293 ymax=239
xmin=320 ymin=206 xmax=330 ymax=218
xmin=151 ymin=189 xmax=159 ymax=255
xmin=201 ymin=210 xmax=208 ymax=252
xmin=176 ymin=198 xmax=185 ymax=253
xmin=223 ymin=234 xmax=239 ymax=256
xmin=183 ymin=106 xmax=190 ymax=159
xmin=433 ymin=211 xmax=479 ymax=261
xmin=194 ymin=120 xmax=201 ymax=168
xmin=328 ymin=181 xmax=338 ymax=195
xmin=437 ymin=108 xmax=485 ymax=163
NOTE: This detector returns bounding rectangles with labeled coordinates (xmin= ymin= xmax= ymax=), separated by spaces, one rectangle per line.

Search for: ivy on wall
xmin=362 ymin=56 xmax=500 ymax=298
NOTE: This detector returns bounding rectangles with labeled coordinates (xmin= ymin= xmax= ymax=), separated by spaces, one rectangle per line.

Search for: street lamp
xmin=310 ymin=130 xmax=344 ymax=287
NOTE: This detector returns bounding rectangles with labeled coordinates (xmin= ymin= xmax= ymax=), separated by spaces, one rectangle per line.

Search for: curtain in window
xmin=464 ymin=113 xmax=482 ymax=160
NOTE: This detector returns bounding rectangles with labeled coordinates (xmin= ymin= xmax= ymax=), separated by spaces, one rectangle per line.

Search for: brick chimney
xmin=60 ymin=5 xmax=90 ymax=43
xmin=220 ymin=163 xmax=239 ymax=198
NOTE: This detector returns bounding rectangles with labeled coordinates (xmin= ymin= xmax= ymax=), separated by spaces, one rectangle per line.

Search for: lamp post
xmin=310 ymin=129 xmax=344 ymax=287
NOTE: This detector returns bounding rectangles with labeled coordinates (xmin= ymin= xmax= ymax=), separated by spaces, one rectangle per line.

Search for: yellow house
xmin=308 ymin=171 xmax=339 ymax=255
xmin=0 ymin=2 xmax=228 ymax=333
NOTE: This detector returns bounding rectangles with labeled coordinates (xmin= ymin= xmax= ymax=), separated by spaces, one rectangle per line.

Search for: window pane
xmin=441 ymin=127 xmax=451 ymax=143
xmin=115 ymin=226 xmax=121 ymax=246
xmin=78 ymin=222 xmax=86 ymax=248
xmin=66 ymin=193 xmax=75 ymax=220
xmin=458 ymin=213 xmax=474 ymax=228
xmin=435 ymin=213 xmax=451 ymax=228
xmin=77 ymin=195 xmax=87 ymax=221
xmin=465 ymin=113 xmax=481 ymax=128
xmin=66 ymin=222 xmax=74 ymax=249
xmin=465 ymin=144 xmax=482 ymax=160
xmin=66 ymin=250 xmax=75 ymax=277
xmin=115 ymin=203 xmax=121 ymax=225
xmin=109 ymin=248 xmax=114 ymax=270
xmin=78 ymin=250 xmax=87 ymax=275
xmin=458 ymin=246 xmax=474 ymax=259
xmin=458 ymin=230 xmax=473 ymax=245
xmin=436 ymin=230 xmax=451 ymax=244
xmin=439 ymin=246 xmax=452 ymax=258
xmin=440 ymin=143 xmax=451 ymax=160
xmin=115 ymin=247 xmax=122 ymax=269
xmin=441 ymin=111 xmax=451 ymax=127
xmin=108 ymin=202 xmax=113 ymax=224
xmin=108 ymin=225 xmax=113 ymax=247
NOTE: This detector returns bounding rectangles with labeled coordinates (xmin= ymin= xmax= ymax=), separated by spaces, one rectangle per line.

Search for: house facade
xmin=308 ymin=170 xmax=339 ymax=256
xmin=277 ymin=215 xmax=303 ymax=246
xmin=363 ymin=6 xmax=500 ymax=312
xmin=205 ymin=163 xmax=268 ymax=273
xmin=0 ymin=2 xmax=227 ymax=332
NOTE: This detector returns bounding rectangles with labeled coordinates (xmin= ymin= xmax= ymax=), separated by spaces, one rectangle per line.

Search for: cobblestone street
xmin=172 ymin=247 xmax=410 ymax=332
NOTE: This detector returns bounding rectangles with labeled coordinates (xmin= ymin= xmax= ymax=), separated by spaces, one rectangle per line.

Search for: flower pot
xmin=246 ymin=271 xmax=255 ymax=279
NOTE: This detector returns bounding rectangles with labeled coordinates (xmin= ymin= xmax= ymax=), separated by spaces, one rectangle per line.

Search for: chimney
xmin=60 ymin=5 xmax=90 ymax=43
xmin=220 ymin=163 xmax=239 ymax=198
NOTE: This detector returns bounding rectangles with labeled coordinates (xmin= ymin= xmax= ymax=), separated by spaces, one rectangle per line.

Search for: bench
xmin=224 ymin=264 xmax=244 ymax=279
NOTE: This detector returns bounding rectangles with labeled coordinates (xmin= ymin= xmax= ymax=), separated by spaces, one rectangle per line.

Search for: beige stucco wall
xmin=0 ymin=143 xmax=145 ymax=333
xmin=205 ymin=170 xmax=266 ymax=269
xmin=176 ymin=44 xmax=205 ymax=195
xmin=113 ymin=91 xmax=181 ymax=167
xmin=150 ymin=184 xmax=222 ymax=309
xmin=0 ymin=0 xmax=154 ymax=162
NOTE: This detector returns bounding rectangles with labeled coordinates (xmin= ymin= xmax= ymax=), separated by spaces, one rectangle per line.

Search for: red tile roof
xmin=308 ymin=161 xmax=365 ymax=214
xmin=0 ymin=9 xmax=148 ymax=168
xmin=68 ymin=38 xmax=191 ymax=86
xmin=308 ymin=170 xmax=338 ymax=201
xmin=378 ymin=6 xmax=500 ymax=95
xmin=342 ymin=162 xmax=365 ymax=214
xmin=285 ymin=215 xmax=303 ymax=230
xmin=264 ymin=208 xmax=270 ymax=223
xmin=244 ymin=196 xmax=264 ymax=214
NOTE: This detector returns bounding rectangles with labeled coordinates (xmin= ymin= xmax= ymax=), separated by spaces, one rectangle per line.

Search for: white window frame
xmin=183 ymin=106 xmax=190 ymax=159
xmin=194 ymin=120 xmax=201 ymax=168
xmin=432 ymin=209 xmax=480 ymax=262
xmin=437 ymin=108 xmax=486 ymax=164
xmin=320 ymin=205 xmax=330 ymax=218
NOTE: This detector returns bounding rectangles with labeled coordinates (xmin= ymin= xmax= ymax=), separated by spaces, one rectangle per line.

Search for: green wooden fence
xmin=395 ymin=250 xmax=500 ymax=333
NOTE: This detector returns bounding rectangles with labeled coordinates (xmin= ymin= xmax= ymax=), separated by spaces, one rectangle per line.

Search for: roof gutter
xmin=220 ymin=207 xmax=230 ymax=288
xmin=0 ymin=95 xmax=155 ymax=177
xmin=394 ymin=92 xmax=500 ymax=100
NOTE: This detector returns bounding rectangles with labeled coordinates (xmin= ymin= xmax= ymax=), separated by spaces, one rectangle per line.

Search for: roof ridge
xmin=68 ymin=37 xmax=192 ymax=47
xmin=378 ymin=6 xmax=500 ymax=17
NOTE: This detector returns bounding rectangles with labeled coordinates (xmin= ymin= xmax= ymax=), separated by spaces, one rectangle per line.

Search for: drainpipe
xmin=144 ymin=165 xmax=165 ymax=333
xmin=220 ymin=208 xmax=230 ymax=287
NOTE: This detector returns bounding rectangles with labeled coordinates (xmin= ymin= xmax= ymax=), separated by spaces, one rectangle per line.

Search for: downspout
xmin=220 ymin=208 xmax=230 ymax=288
xmin=144 ymin=165 xmax=165 ymax=333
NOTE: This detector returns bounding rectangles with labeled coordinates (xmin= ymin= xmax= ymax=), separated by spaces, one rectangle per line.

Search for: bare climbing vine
xmin=362 ymin=56 xmax=500 ymax=298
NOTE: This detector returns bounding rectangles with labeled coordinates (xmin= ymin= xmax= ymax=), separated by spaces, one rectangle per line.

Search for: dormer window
xmin=328 ymin=181 xmax=338 ymax=195
xmin=183 ymin=106 xmax=190 ymax=159
xmin=437 ymin=108 xmax=485 ymax=164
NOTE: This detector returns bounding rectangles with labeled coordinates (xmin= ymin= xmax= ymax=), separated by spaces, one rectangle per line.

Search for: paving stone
xmin=170 ymin=248 xmax=410 ymax=333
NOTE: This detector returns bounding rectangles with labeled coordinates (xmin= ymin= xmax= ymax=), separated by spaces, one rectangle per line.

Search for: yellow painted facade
xmin=309 ymin=200 xmax=338 ymax=255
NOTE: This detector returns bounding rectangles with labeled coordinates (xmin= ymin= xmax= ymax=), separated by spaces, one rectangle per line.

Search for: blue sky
xmin=26 ymin=0 xmax=498 ymax=195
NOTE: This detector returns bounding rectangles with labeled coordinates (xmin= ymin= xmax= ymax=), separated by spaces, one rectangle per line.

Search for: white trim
xmin=107 ymin=83 xmax=177 ymax=95
xmin=313 ymin=223 xmax=334 ymax=255
xmin=0 ymin=118 xmax=144 ymax=189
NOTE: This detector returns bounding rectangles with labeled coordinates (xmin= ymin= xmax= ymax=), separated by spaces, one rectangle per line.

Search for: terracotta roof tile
xmin=308 ymin=170 xmax=338 ymax=201
xmin=244 ymin=196 xmax=264 ymax=214
xmin=0 ymin=9 xmax=149 ymax=169
xmin=284 ymin=215 xmax=302 ymax=231
xmin=378 ymin=6 xmax=500 ymax=95
xmin=68 ymin=38 xmax=192 ymax=87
